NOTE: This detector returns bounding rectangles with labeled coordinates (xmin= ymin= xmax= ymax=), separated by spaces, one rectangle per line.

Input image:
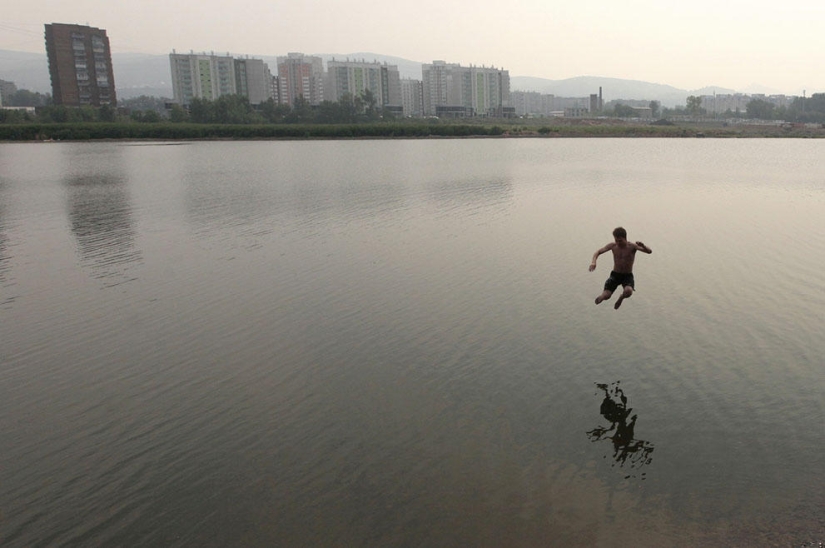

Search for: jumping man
xmin=589 ymin=227 xmax=652 ymax=310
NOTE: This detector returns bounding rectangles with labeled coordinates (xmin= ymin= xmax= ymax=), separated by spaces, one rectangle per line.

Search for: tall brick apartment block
xmin=45 ymin=23 xmax=116 ymax=106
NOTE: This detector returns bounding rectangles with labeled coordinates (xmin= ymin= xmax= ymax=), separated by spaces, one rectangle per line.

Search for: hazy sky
xmin=3 ymin=0 xmax=825 ymax=94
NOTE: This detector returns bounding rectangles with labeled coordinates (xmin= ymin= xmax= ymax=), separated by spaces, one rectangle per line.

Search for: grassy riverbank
xmin=2 ymin=118 xmax=824 ymax=141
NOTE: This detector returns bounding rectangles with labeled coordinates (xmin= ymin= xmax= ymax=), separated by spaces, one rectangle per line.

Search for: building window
xmin=92 ymin=38 xmax=105 ymax=53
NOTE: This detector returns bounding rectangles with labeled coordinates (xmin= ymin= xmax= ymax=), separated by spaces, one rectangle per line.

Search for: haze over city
xmin=2 ymin=0 xmax=825 ymax=95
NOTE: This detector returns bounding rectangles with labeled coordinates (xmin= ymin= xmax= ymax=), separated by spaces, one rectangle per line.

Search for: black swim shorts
xmin=604 ymin=271 xmax=635 ymax=292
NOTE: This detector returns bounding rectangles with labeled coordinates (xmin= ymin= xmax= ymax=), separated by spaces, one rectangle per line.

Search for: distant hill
xmin=0 ymin=48 xmax=760 ymax=106
xmin=0 ymin=50 xmax=50 ymax=93
xmin=509 ymin=76 xmax=739 ymax=108
xmin=112 ymin=53 xmax=174 ymax=98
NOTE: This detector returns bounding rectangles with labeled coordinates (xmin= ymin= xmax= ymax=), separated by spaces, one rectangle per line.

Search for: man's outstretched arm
xmin=589 ymin=243 xmax=614 ymax=271
xmin=635 ymin=241 xmax=652 ymax=254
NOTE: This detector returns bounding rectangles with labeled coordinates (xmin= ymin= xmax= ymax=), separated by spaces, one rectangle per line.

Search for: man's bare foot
xmin=595 ymin=296 xmax=604 ymax=305
xmin=614 ymin=296 xmax=624 ymax=309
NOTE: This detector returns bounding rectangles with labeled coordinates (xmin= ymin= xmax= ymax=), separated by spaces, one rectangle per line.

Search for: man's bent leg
xmin=614 ymin=286 xmax=633 ymax=309
xmin=596 ymin=290 xmax=613 ymax=305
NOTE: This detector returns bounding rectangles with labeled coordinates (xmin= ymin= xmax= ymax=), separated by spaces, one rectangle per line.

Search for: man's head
xmin=612 ymin=226 xmax=627 ymax=245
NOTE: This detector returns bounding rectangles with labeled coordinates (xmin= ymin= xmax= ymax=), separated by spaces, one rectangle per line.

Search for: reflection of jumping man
xmin=589 ymin=227 xmax=652 ymax=310
xmin=587 ymin=382 xmax=655 ymax=474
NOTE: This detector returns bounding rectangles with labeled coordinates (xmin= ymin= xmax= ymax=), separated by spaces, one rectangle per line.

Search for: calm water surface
xmin=1 ymin=139 xmax=823 ymax=546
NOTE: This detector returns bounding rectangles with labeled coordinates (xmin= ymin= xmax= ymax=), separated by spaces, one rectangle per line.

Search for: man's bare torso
xmin=611 ymin=242 xmax=637 ymax=273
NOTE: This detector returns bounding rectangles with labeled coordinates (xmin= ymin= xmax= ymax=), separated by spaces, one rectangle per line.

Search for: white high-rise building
xmin=422 ymin=61 xmax=510 ymax=117
xmin=400 ymin=78 xmax=423 ymax=117
xmin=170 ymin=52 xmax=273 ymax=105
xmin=325 ymin=59 xmax=402 ymax=109
xmin=422 ymin=61 xmax=451 ymax=115
xmin=170 ymin=52 xmax=236 ymax=105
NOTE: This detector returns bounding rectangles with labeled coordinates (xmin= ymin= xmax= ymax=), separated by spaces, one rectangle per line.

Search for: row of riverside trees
xmin=659 ymin=94 xmax=825 ymax=123
xmin=1 ymin=89 xmax=398 ymax=126
xmin=177 ymin=90 xmax=388 ymax=124
xmin=0 ymin=103 xmax=118 ymax=124
xmin=742 ymin=93 xmax=825 ymax=123
xmin=5 ymin=87 xmax=825 ymax=126
xmin=2 ymin=89 xmax=52 ymax=107
xmin=596 ymin=93 xmax=825 ymax=124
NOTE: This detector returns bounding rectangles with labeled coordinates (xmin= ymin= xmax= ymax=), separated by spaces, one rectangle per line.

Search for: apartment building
xmin=170 ymin=52 xmax=236 ymax=105
xmin=511 ymin=90 xmax=553 ymax=117
xmin=276 ymin=53 xmax=324 ymax=106
xmin=400 ymin=78 xmax=423 ymax=117
xmin=325 ymin=59 xmax=402 ymax=109
xmin=0 ymin=79 xmax=17 ymax=106
xmin=170 ymin=52 xmax=273 ymax=105
xmin=234 ymin=57 xmax=274 ymax=105
xmin=44 ymin=23 xmax=116 ymax=106
xmin=422 ymin=61 xmax=510 ymax=117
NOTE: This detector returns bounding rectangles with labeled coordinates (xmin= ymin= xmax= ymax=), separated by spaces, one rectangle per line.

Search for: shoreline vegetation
xmin=2 ymin=119 xmax=825 ymax=142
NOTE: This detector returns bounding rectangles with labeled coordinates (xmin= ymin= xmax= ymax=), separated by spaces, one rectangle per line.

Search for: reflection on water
xmin=178 ymin=142 xmax=515 ymax=251
xmin=587 ymin=382 xmax=654 ymax=479
xmin=65 ymin=174 xmax=142 ymax=287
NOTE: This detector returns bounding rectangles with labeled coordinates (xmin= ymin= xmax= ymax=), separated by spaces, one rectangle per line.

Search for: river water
xmin=1 ymin=138 xmax=823 ymax=546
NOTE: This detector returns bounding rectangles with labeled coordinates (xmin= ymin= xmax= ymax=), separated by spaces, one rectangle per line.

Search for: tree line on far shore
xmin=0 ymin=90 xmax=400 ymax=125
xmin=662 ymin=93 xmax=825 ymax=123
xmin=3 ymin=87 xmax=825 ymax=126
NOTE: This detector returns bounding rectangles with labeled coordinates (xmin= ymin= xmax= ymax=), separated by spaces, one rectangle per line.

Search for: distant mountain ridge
xmin=509 ymin=76 xmax=740 ymax=108
xmin=0 ymin=49 xmax=775 ymax=106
